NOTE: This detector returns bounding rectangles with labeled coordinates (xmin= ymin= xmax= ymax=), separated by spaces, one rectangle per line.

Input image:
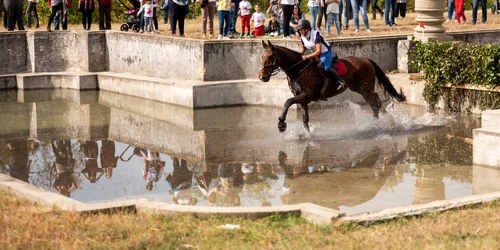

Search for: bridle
xmin=260 ymin=48 xmax=315 ymax=78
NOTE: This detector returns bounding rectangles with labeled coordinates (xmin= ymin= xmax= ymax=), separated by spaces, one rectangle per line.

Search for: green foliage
xmin=409 ymin=40 xmax=500 ymax=111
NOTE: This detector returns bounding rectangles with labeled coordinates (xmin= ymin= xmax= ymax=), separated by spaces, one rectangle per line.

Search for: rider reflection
xmin=6 ymin=140 xmax=31 ymax=183
xmin=51 ymin=140 xmax=77 ymax=197
xmin=81 ymin=141 xmax=104 ymax=184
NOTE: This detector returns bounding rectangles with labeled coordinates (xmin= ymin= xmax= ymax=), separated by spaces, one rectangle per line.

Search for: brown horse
xmin=258 ymin=40 xmax=406 ymax=133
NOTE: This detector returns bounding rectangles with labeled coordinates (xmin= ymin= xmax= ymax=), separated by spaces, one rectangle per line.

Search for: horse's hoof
xmin=278 ymin=121 xmax=287 ymax=132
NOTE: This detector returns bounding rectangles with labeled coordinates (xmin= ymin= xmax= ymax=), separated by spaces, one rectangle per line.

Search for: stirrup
xmin=337 ymin=80 xmax=346 ymax=91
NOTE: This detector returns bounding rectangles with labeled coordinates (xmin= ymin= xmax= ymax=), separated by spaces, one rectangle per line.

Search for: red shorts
xmin=253 ymin=25 xmax=265 ymax=36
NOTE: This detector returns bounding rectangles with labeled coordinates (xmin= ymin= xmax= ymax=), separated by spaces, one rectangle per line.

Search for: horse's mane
xmin=274 ymin=45 xmax=303 ymax=62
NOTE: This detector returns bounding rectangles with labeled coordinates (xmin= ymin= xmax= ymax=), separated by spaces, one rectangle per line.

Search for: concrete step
xmin=15 ymin=72 xmax=98 ymax=90
xmin=473 ymin=127 xmax=500 ymax=167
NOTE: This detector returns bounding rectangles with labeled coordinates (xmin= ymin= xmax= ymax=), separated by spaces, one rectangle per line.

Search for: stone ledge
xmin=16 ymin=72 xmax=98 ymax=90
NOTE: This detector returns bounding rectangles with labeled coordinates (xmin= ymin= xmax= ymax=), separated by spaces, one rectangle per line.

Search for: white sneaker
xmin=354 ymin=29 xmax=359 ymax=33
xmin=222 ymin=36 xmax=230 ymax=40
xmin=366 ymin=29 xmax=371 ymax=33
xmin=283 ymin=36 xmax=291 ymax=40
xmin=217 ymin=35 xmax=223 ymax=40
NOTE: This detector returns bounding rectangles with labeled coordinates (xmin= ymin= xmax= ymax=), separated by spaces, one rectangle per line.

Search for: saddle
xmin=318 ymin=52 xmax=348 ymax=76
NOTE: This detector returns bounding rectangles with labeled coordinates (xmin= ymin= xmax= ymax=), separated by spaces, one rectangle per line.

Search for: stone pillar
xmin=413 ymin=0 xmax=452 ymax=42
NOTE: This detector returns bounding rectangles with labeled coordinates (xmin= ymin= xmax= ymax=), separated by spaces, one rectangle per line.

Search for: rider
xmin=296 ymin=19 xmax=346 ymax=98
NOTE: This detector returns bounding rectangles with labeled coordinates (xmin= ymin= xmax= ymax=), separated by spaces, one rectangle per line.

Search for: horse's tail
xmin=368 ymin=59 xmax=406 ymax=102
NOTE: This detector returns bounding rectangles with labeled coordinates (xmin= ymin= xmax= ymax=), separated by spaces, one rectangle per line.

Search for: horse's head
xmin=259 ymin=40 xmax=280 ymax=82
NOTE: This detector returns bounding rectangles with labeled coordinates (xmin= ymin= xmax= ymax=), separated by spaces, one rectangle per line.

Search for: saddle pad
xmin=333 ymin=61 xmax=348 ymax=76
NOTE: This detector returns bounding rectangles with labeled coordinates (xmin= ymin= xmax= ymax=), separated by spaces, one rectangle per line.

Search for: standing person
xmin=316 ymin=0 xmax=326 ymax=30
xmin=140 ymin=149 xmax=165 ymax=191
xmin=228 ymin=0 xmax=241 ymax=37
xmin=395 ymin=0 xmax=406 ymax=20
xmin=471 ymin=0 xmax=487 ymax=25
xmin=371 ymin=0 xmax=382 ymax=20
xmin=296 ymin=19 xmax=345 ymax=99
xmin=200 ymin=0 xmax=216 ymax=38
xmin=217 ymin=0 xmax=231 ymax=39
xmin=307 ymin=0 xmax=319 ymax=30
xmin=79 ymin=0 xmax=94 ymax=30
xmin=250 ymin=3 xmax=265 ymax=37
xmin=61 ymin=0 xmax=70 ymax=30
xmin=446 ymin=0 xmax=456 ymax=22
xmin=237 ymin=0 xmax=251 ymax=38
xmin=100 ymin=140 xmax=117 ymax=179
xmin=97 ymin=0 xmax=112 ymax=30
xmin=350 ymin=0 xmax=369 ymax=33
xmin=325 ymin=0 xmax=341 ymax=36
xmin=51 ymin=140 xmax=77 ymax=197
xmin=169 ymin=0 xmax=189 ymax=37
xmin=4 ymin=0 xmax=24 ymax=30
xmin=279 ymin=0 xmax=295 ymax=39
xmin=455 ymin=0 xmax=465 ymax=24
xmin=384 ymin=0 xmax=396 ymax=26
xmin=26 ymin=0 xmax=39 ymax=28
xmin=160 ymin=0 xmax=168 ymax=24
xmin=81 ymin=141 xmax=104 ymax=184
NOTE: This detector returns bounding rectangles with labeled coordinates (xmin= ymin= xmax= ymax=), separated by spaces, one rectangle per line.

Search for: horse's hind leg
xmin=361 ymin=91 xmax=382 ymax=118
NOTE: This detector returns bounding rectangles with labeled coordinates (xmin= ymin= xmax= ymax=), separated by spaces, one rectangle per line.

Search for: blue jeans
xmin=162 ymin=2 xmax=169 ymax=24
xmin=472 ymin=0 xmax=487 ymax=24
xmin=218 ymin=10 xmax=231 ymax=36
xmin=54 ymin=12 xmax=60 ymax=30
xmin=326 ymin=13 xmax=341 ymax=35
xmin=384 ymin=0 xmax=396 ymax=25
xmin=350 ymin=0 xmax=369 ymax=30
xmin=320 ymin=50 xmax=333 ymax=71
xmin=308 ymin=6 xmax=319 ymax=30
xmin=229 ymin=5 xmax=239 ymax=33
xmin=343 ymin=0 xmax=350 ymax=28
xmin=447 ymin=0 xmax=456 ymax=20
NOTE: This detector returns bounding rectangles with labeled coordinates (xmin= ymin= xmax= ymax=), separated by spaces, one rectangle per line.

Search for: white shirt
xmin=326 ymin=1 xmax=339 ymax=13
xmin=251 ymin=12 xmax=266 ymax=27
xmin=280 ymin=0 xmax=295 ymax=5
xmin=307 ymin=0 xmax=319 ymax=7
xmin=239 ymin=1 xmax=252 ymax=16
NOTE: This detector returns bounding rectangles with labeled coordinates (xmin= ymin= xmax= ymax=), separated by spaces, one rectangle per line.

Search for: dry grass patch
xmin=1 ymin=190 xmax=500 ymax=249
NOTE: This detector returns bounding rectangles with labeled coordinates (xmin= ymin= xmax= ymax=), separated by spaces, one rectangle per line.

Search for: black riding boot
xmin=323 ymin=67 xmax=346 ymax=95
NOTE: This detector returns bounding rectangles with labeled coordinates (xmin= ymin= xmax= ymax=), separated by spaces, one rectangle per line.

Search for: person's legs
xmin=309 ymin=6 xmax=318 ymax=30
xmin=201 ymin=5 xmax=208 ymax=34
xmin=218 ymin=10 xmax=224 ymax=36
xmin=223 ymin=10 xmax=230 ymax=36
xmin=104 ymin=5 xmax=111 ymax=29
xmin=359 ymin=0 xmax=369 ymax=30
xmin=343 ymin=0 xmax=350 ymax=29
xmin=481 ymin=0 xmax=487 ymax=23
xmin=326 ymin=13 xmax=332 ymax=34
xmin=153 ymin=7 xmax=158 ymax=30
xmin=334 ymin=13 xmax=341 ymax=34
xmin=33 ymin=3 xmax=39 ymax=28
xmin=178 ymin=5 xmax=186 ymax=35
xmin=282 ymin=4 xmax=293 ymax=37
xmin=98 ymin=5 xmax=105 ymax=30
xmin=317 ymin=6 xmax=324 ymax=29
xmin=26 ymin=2 xmax=34 ymax=28
xmin=82 ymin=10 xmax=87 ymax=29
xmin=47 ymin=6 xmax=58 ymax=30
xmin=472 ymin=0 xmax=479 ymax=24
xmin=208 ymin=2 xmax=216 ymax=35
xmin=169 ymin=0 xmax=177 ymax=34
xmin=54 ymin=11 xmax=60 ymax=30
xmin=349 ymin=0 xmax=359 ymax=30
xmin=447 ymin=0 xmax=454 ymax=20
xmin=400 ymin=2 xmax=406 ymax=18
xmin=5 ymin=0 xmax=15 ymax=30
xmin=384 ymin=0 xmax=390 ymax=25
xmin=371 ymin=0 xmax=377 ymax=19
xmin=162 ymin=1 xmax=169 ymax=23
xmin=390 ymin=0 xmax=396 ymax=24
xmin=229 ymin=4 xmax=239 ymax=34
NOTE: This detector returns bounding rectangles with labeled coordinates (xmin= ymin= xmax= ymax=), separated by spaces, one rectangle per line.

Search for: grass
xmin=2 ymin=11 xmax=500 ymax=40
xmin=1 ymin=190 xmax=500 ymax=249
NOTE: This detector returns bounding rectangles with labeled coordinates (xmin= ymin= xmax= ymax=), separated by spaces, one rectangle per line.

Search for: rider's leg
xmin=320 ymin=51 xmax=346 ymax=92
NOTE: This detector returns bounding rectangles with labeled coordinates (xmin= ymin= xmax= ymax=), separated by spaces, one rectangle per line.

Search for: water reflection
xmin=0 ymin=89 xmax=496 ymax=215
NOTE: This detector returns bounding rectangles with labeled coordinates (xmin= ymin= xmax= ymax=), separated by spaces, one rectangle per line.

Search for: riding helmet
xmin=296 ymin=19 xmax=312 ymax=30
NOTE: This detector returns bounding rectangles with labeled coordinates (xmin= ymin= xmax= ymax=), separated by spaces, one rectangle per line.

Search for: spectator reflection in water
xmin=100 ymin=139 xmax=118 ymax=179
xmin=51 ymin=140 xmax=77 ymax=197
xmin=7 ymin=140 xmax=31 ymax=183
xmin=168 ymin=157 xmax=198 ymax=205
xmin=81 ymin=141 xmax=104 ymax=184
xmin=138 ymin=148 xmax=165 ymax=191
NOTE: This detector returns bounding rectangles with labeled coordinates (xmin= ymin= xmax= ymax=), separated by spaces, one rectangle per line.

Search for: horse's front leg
xmin=300 ymin=103 xmax=310 ymax=132
xmin=278 ymin=93 xmax=312 ymax=132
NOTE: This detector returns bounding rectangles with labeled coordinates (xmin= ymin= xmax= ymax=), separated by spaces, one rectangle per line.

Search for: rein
xmin=262 ymin=48 xmax=315 ymax=78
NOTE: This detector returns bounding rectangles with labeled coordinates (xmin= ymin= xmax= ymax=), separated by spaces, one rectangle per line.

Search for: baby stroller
xmin=118 ymin=0 xmax=141 ymax=32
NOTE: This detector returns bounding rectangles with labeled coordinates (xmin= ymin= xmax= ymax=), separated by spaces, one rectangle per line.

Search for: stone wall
xmin=0 ymin=32 xmax=28 ymax=75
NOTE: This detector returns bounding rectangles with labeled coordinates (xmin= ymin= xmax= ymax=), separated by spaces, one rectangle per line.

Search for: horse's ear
xmin=267 ymin=40 xmax=274 ymax=48
xmin=262 ymin=40 xmax=269 ymax=49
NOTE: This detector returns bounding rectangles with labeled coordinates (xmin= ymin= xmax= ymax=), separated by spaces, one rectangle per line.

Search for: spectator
xmin=26 ymin=0 xmax=39 ymax=29
xmin=384 ymin=0 xmax=396 ymax=26
xmin=342 ymin=0 xmax=349 ymax=29
xmin=471 ymin=0 xmax=487 ymax=24
xmin=455 ymin=0 xmax=465 ymax=24
xmin=307 ymin=0 xmax=319 ymax=30
xmin=0 ymin=0 xmax=6 ymax=29
xmin=199 ymin=0 xmax=216 ymax=38
xmin=266 ymin=0 xmax=284 ymax=33
xmin=290 ymin=4 xmax=305 ymax=37
xmin=100 ymin=140 xmax=117 ymax=179
xmin=250 ymin=3 xmax=265 ymax=37
xmin=78 ymin=0 xmax=94 ymax=30
xmin=97 ymin=0 xmax=112 ymax=30
xmin=228 ymin=0 xmax=241 ymax=37
xmin=371 ymin=0 xmax=383 ymax=20
xmin=217 ymin=0 xmax=231 ymax=39
xmin=325 ymin=0 xmax=341 ymax=36
xmin=138 ymin=0 xmax=158 ymax=33
xmin=279 ymin=0 xmax=295 ymax=39
xmin=395 ymin=0 xmax=406 ymax=20
xmin=51 ymin=140 xmax=77 ymax=197
xmin=169 ymin=0 xmax=189 ymax=37
xmin=81 ymin=141 xmax=105 ymax=184
xmin=46 ymin=0 xmax=66 ymax=31
xmin=160 ymin=0 xmax=168 ymax=24
xmin=4 ymin=0 xmax=24 ymax=31
xmin=237 ymin=0 xmax=251 ymax=38
xmin=267 ymin=12 xmax=281 ymax=36
xmin=317 ymin=0 xmax=327 ymax=30
xmin=350 ymin=0 xmax=369 ymax=33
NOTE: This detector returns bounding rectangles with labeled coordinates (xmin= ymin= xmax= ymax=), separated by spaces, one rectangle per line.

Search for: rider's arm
xmin=299 ymin=42 xmax=306 ymax=55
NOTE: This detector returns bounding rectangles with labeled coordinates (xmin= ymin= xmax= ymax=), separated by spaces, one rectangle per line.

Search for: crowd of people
xmin=0 ymin=0 xmax=492 ymax=35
